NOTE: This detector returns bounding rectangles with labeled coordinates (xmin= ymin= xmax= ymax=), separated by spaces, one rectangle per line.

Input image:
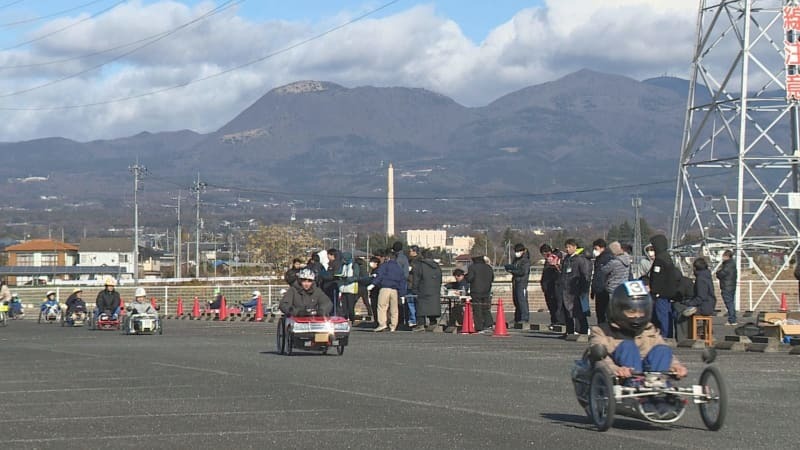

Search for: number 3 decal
xmin=623 ymin=280 xmax=648 ymax=296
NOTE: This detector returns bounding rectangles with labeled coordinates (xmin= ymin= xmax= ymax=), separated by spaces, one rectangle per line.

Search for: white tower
xmin=671 ymin=0 xmax=800 ymax=312
xmin=387 ymin=163 xmax=395 ymax=237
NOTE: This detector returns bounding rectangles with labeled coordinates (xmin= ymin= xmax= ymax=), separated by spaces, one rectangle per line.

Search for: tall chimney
xmin=387 ymin=163 xmax=395 ymax=237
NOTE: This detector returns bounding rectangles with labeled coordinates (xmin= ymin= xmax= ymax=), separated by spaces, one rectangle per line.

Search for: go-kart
xmin=276 ymin=314 xmax=350 ymax=355
xmin=571 ymin=345 xmax=727 ymax=431
xmin=90 ymin=311 xmax=121 ymax=331
xmin=123 ymin=312 xmax=162 ymax=335
xmin=38 ymin=304 xmax=62 ymax=324
xmin=62 ymin=306 xmax=88 ymax=327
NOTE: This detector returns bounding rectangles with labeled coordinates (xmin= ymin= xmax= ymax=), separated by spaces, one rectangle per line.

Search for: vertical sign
xmin=784 ymin=6 xmax=800 ymax=100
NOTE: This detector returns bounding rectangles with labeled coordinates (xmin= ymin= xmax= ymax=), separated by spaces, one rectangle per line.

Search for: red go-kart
xmin=90 ymin=311 xmax=121 ymax=330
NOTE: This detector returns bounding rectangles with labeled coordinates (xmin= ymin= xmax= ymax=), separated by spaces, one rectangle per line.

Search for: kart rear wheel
xmin=0 ymin=312 xmax=7 ymax=327
xmin=588 ymin=369 xmax=615 ymax=431
xmin=699 ymin=365 xmax=727 ymax=431
xmin=336 ymin=344 xmax=345 ymax=356
xmin=38 ymin=311 xmax=43 ymax=324
xmin=276 ymin=318 xmax=286 ymax=354
xmin=286 ymin=329 xmax=295 ymax=356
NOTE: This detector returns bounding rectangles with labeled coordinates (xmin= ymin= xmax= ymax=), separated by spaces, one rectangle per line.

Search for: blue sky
xmin=0 ymin=1 xmax=696 ymax=141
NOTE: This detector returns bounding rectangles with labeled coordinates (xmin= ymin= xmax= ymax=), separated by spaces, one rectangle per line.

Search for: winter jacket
xmin=128 ymin=299 xmax=157 ymax=315
xmin=370 ymin=259 xmax=407 ymax=295
xmin=336 ymin=252 xmax=360 ymax=294
xmin=559 ymin=251 xmax=592 ymax=311
xmin=284 ymin=267 xmax=303 ymax=285
xmin=589 ymin=322 xmax=681 ymax=378
xmin=279 ymin=281 xmax=333 ymax=317
xmin=506 ymin=251 xmax=531 ymax=284
xmin=412 ymin=258 xmax=443 ymax=317
xmin=686 ymin=268 xmax=716 ymax=316
xmin=95 ymin=289 xmax=121 ymax=313
xmin=647 ymin=235 xmax=678 ymax=299
xmin=540 ymin=252 xmax=561 ymax=293
xmin=601 ymin=254 xmax=632 ymax=295
xmin=395 ymin=251 xmax=410 ymax=283
xmin=466 ymin=260 xmax=494 ymax=298
xmin=66 ymin=293 xmax=86 ymax=313
xmin=716 ymin=258 xmax=737 ymax=293
xmin=591 ymin=248 xmax=614 ymax=296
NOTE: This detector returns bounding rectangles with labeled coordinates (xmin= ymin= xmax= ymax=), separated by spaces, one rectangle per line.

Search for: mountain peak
xmin=272 ymin=80 xmax=342 ymax=95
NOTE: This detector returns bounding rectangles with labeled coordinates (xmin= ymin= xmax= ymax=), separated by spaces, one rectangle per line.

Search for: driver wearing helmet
xmin=95 ymin=277 xmax=121 ymax=319
xmin=40 ymin=290 xmax=61 ymax=313
xmin=589 ymin=280 xmax=688 ymax=380
xmin=128 ymin=287 xmax=156 ymax=315
xmin=240 ymin=290 xmax=263 ymax=312
xmin=279 ymin=269 xmax=332 ymax=317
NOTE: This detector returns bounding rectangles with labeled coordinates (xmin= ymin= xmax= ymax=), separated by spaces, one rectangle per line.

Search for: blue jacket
xmin=371 ymin=259 xmax=407 ymax=296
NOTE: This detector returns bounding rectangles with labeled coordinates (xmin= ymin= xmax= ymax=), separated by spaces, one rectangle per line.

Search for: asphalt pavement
xmin=0 ymin=315 xmax=797 ymax=449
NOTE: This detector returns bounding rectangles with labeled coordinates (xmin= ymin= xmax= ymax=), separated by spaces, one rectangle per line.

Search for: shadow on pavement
xmin=539 ymin=412 xmax=670 ymax=431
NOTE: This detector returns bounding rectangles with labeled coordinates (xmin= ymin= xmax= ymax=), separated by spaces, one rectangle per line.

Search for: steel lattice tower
xmin=671 ymin=0 xmax=800 ymax=311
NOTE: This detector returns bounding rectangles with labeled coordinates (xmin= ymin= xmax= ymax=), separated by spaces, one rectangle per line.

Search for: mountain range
xmin=0 ymin=69 xmax=691 ymax=235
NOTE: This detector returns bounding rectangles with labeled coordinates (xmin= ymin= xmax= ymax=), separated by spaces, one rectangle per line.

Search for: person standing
xmin=403 ymin=245 xmax=418 ymax=327
xmin=560 ymin=239 xmax=592 ymax=334
xmin=590 ymin=239 xmax=613 ymax=325
xmin=284 ymin=258 xmax=306 ymax=285
xmin=336 ymin=252 xmax=360 ymax=322
xmin=466 ymin=255 xmax=495 ymax=333
xmin=505 ymin=243 xmax=531 ymax=328
xmin=716 ymin=249 xmax=738 ymax=326
xmin=647 ymin=235 xmax=678 ymax=338
xmin=411 ymin=250 xmax=443 ymax=331
xmin=368 ymin=252 xmax=406 ymax=332
xmin=539 ymin=244 xmax=563 ymax=327
xmin=601 ymin=241 xmax=632 ymax=307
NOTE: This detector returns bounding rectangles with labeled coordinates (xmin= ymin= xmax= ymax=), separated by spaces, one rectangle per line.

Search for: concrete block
xmin=565 ymin=334 xmax=589 ymax=343
xmin=677 ymin=339 xmax=707 ymax=349
xmin=747 ymin=336 xmax=780 ymax=353
xmin=789 ymin=346 xmax=800 ymax=355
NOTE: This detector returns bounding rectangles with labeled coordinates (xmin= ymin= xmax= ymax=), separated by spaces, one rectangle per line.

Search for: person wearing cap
xmin=208 ymin=286 xmax=223 ymax=309
xmin=40 ymin=290 xmax=61 ymax=314
xmin=65 ymin=288 xmax=87 ymax=317
xmin=279 ymin=269 xmax=332 ymax=317
xmin=504 ymin=243 xmax=532 ymax=328
xmin=95 ymin=277 xmax=121 ymax=319
xmin=128 ymin=287 xmax=157 ymax=315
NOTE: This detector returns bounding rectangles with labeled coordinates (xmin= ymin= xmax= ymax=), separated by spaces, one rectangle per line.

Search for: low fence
xmin=9 ymin=279 xmax=800 ymax=317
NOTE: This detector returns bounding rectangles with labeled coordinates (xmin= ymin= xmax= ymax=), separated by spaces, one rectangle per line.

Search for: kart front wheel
xmin=699 ymin=365 xmax=727 ymax=431
xmin=336 ymin=344 xmax=345 ymax=356
xmin=276 ymin=318 xmax=286 ymax=355
xmin=286 ymin=328 xmax=295 ymax=356
xmin=588 ymin=369 xmax=615 ymax=431
xmin=0 ymin=312 xmax=7 ymax=327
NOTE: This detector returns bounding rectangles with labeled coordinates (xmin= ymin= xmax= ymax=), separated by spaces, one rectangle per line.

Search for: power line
xmin=1 ymin=0 xmax=105 ymax=27
xmin=0 ymin=0 xmax=243 ymax=98
xmin=0 ymin=0 xmax=401 ymax=110
xmin=0 ymin=1 xmax=126 ymax=53
xmin=0 ymin=1 xmax=26 ymax=12
xmin=198 ymin=172 xmax=725 ymax=202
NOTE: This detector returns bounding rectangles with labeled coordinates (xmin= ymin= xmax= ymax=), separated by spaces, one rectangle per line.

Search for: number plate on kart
xmin=314 ymin=333 xmax=329 ymax=343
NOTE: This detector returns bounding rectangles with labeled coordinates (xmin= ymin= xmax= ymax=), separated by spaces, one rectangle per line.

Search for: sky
xmin=0 ymin=0 xmax=698 ymax=142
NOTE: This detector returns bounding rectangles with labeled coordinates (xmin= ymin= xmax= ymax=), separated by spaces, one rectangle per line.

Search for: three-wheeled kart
xmin=89 ymin=311 xmax=121 ymax=331
xmin=276 ymin=315 xmax=350 ymax=355
xmin=62 ymin=306 xmax=88 ymax=327
xmin=571 ymin=345 xmax=727 ymax=431
xmin=38 ymin=303 xmax=62 ymax=324
xmin=122 ymin=312 xmax=162 ymax=335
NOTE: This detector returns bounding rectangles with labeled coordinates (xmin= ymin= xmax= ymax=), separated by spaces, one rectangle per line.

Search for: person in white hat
xmin=128 ymin=287 xmax=156 ymax=315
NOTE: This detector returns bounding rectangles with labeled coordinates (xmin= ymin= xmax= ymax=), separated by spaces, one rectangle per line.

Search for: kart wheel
xmin=321 ymin=347 xmax=328 ymax=355
xmin=336 ymin=344 xmax=345 ymax=356
xmin=158 ymin=322 xmax=163 ymax=335
xmin=0 ymin=312 xmax=7 ymax=327
xmin=699 ymin=365 xmax=727 ymax=431
xmin=276 ymin=318 xmax=286 ymax=355
xmin=38 ymin=311 xmax=43 ymax=324
xmin=588 ymin=369 xmax=615 ymax=431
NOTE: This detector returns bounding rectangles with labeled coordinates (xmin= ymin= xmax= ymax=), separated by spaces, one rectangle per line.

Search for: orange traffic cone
xmin=460 ymin=299 xmax=476 ymax=334
xmin=254 ymin=295 xmax=264 ymax=322
xmin=219 ymin=296 xmax=227 ymax=321
xmin=191 ymin=296 xmax=200 ymax=319
xmin=119 ymin=297 xmax=126 ymax=316
xmin=176 ymin=297 xmax=184 ymax=318
xmin=780 ymin=292 xmax=788 ymax=312
xmin=492 ymin=298 xmax=509 ymax=337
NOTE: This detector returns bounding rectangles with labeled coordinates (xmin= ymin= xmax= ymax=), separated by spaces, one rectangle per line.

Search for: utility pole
xmin=191 ymin=173 xmax=206 ymax=279
xmin=632 ymin=195 xmax=642 ymax=257
xmin=175 ymin=192 xmax=182 ymax=278
xmin=130 ymin=159 xmax=147 ymax=282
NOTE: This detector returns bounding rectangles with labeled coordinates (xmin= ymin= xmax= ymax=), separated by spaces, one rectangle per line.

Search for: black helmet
xmin=608 ymin=280 xmax=653 ymax=335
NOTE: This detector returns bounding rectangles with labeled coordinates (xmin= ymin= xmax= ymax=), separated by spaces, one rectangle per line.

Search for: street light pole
xmin=129 ymin=159 xmax=147 ymax=282
xmin=192 ymin=173 xmax=206 ymax=279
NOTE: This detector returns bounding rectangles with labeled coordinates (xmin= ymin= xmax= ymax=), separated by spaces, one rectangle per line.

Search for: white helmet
xmin=134 ymin=287 xmax=146 ymax=298
xmin=297 ymin=268 xmax=315 ymax=281
xmin=45 ymin=290 xmax=56 ymax=297
xmin=251 ymin=290 xmax=261 ymax=298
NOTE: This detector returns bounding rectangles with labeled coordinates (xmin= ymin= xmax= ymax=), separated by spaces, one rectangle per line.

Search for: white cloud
xmin=0 ymin=0 xmax=698 ymax=142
